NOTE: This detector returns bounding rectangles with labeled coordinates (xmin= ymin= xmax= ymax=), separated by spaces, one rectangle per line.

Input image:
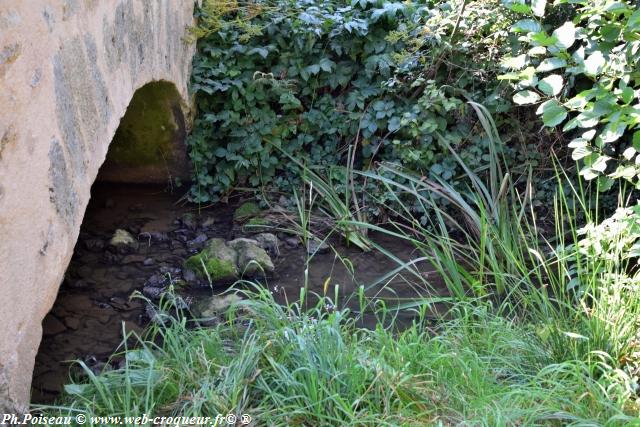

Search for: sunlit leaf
xmin=531 ymin=0 xmax=546 ymax=17
xmin=513 ymin=90 xmax=541 ymax=105
xmin=537 ymin=57 xmax=567 ymax=72
xmin=572 ymin=146 xmax=592 ymax=160
xmin=552 ymin=21 xmax=576 ymax=49
xmin=513 ymin=19 xmax=542 ymax=33
xmin=538 ymin=74 xmax=564 ymax=96
xmin=539 ymin=100 xmax=567 ymax=126
xmin=584 ymin=51 xmax=605 ymax=76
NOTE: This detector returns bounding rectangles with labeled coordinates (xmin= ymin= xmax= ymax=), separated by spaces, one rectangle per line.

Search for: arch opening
xmin=97 ymin=80 xmax=190 ymax=184
xmin=31 ymin=81 xmax=191 ymax=403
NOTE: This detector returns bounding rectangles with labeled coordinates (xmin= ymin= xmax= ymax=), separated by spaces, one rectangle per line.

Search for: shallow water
xmin=31 ymin=184 xmax=445 ymax=403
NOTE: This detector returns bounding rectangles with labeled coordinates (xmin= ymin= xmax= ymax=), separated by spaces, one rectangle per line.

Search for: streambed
xmin=31 ymin=184 xmax=444 ymax=403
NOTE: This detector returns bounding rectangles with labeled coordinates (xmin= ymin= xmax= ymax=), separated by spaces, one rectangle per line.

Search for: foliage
xmin=42 ymin=287 xmax=636 ymax=425
xmin=501 ymin=0 xmax=640 ymax=189
xmin=187 ymin=0 xmax=526 ymax=209
xmin=349 ymin=102 xmax=640 ymax=412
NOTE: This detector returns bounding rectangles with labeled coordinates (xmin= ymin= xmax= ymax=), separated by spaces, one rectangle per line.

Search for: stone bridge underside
xmin=0 ymin=0 xmax=195 ymax=411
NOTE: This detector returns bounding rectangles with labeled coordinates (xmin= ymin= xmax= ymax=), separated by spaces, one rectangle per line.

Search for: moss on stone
xmin=183 ymin=238 xmax=238 ymax=282
xmin=184 ymin=254 xmax=237 ymax=281
xmin=107 ymin=82 xmax=180 ymax=167
xmin=233 ymin=201 xmax=261 ymax=222
xmin=247 ymin=217 xmax=269 ymax=226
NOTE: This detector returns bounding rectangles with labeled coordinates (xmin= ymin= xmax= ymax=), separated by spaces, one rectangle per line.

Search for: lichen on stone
xmin=227 ymin=238 xmax=275 ymax=276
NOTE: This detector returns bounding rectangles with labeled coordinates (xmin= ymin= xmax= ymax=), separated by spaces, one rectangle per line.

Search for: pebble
xmin=142 ymin=286 xmax=164 ymax=300
xmin=284 ymin=236 xmax=301 ymax=248
xmin=306 ymin=239 xmax=330 ymax=254
xmin=84 ymin=238 xmax=105 ymax=252
xmin=121 ymin=254 xmax=146 ymax=264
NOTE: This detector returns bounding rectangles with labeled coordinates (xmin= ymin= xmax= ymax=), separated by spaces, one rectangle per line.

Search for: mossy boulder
xmin=183 ymin=238 xmax=238 ymax=282
xmin=228 ymin=238 xmax=275 ymax=276
xmin=233 ymin=201 xmax=261 ymax=222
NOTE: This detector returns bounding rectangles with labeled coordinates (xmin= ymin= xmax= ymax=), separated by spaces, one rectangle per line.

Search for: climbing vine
xmin=188 ymin=0 xmax=535 ymax=211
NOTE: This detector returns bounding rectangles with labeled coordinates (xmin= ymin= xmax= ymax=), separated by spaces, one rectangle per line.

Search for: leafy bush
xmin=501 ymin=0 xmax=640 ymax=189
xmin=187 ymin=0 xmax=524 ymax=208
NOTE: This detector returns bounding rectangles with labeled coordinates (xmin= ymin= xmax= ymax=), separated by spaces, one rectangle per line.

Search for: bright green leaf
xmin=540 ymin=100 xmax=567 ymax=127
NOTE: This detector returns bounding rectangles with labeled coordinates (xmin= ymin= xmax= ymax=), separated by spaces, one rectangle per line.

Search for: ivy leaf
xmin=305 ymin=64 xmax=321 ymax=75
xmin=584 ymin=51 xmax=605 ymax=76
xmin=319 ymin=58 xmax=336 ymax=72
xmin=552 ymin=21 xmax=576 ymax=50
xmin=538 ymin=74 xmax=564 ymax=96
xmin=539 ymin=99 xmax=567 ymax=127
xmin=247 ymin=47 xmax=269 ymax=58
xmin=513 ymin=90 xmax=541 ymax=105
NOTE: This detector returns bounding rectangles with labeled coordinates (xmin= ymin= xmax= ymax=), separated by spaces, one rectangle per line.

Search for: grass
xmin=37 ymin=104 xmax=640 ymax=425
xmin=37 ymin=287 xmax=637 ymax=426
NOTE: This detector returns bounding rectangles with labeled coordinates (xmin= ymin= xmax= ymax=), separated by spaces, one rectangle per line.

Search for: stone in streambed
xmin=227 ymin=238 xmax=274 ymax=276
xmin=84 ymin=238 xmax=105 ymax=253
xmin=183 ymin=238 xmax=238 ymax=282
xmin=142 ymin=285 xmax=165 ymax=300
xmin=254 ymin=233 xmax=280 ymax=255
xmin=121 ymin=254 xmax=146 ymax=264
xmin=109 ymin=229 xmax=139 ymax=253
xmin=191 ymin=294 xmax=242 ymax=325
xmin=306 ymin=238 xmax=329 ymax=255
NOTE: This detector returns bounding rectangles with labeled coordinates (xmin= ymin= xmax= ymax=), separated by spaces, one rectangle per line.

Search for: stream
xmin=31 ymin=183 xmax=445 ymax=403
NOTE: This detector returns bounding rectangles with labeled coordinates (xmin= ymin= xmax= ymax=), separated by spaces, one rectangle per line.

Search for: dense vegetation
xmin=187 ymin=0 xmax=542 ymax=213
xmin=42 ymin=0 xmax=640 ymax=425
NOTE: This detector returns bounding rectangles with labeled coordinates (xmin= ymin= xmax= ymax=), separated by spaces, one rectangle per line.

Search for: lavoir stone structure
xmin=0 ymin=0 xmax=195 ymax=411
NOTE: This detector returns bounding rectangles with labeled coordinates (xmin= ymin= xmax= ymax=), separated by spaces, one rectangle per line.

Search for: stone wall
xmin=0 ymin=0 xmax=195 ymax=411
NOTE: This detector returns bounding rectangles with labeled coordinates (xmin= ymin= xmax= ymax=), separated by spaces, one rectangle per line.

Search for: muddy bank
xmin=31 ymin=184 xmax=444 ymax=403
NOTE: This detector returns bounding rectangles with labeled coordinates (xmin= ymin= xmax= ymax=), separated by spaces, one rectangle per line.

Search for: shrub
xmin=501 ymin=0 xmax=640 ymax=190
xmin=187 ymin=0 xmax=525 ymax=211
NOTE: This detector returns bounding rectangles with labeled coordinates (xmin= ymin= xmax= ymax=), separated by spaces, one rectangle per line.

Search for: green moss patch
xmin=233 ymin=201 xmax=261 ymax=222
xmin=184 ymin=254 xmax=237 ymax=282
xmin=107 ymin=82 xmax=181 ymax=167
xmin=183 ymin=238 xmax=239 ymax=282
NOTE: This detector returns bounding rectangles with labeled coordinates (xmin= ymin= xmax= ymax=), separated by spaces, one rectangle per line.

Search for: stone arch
xmin=98 ymin=80 xmax=190 ymax=184
xmin=0 ymin=0 xmax=195 ymax=411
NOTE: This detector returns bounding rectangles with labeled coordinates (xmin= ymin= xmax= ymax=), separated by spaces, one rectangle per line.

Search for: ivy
xmin=188 ymin=1 xmax=525 ymax=210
